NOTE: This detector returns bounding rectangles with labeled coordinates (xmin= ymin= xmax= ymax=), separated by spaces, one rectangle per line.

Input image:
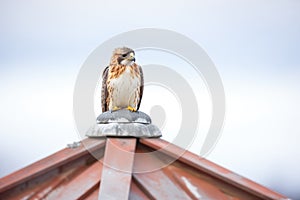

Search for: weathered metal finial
xmin=86 ymin=109 xmax=161 ymax=137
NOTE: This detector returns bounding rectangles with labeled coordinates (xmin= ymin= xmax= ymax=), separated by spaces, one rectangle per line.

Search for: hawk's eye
xmin=122 ymin=54 xmax=127 ymax=57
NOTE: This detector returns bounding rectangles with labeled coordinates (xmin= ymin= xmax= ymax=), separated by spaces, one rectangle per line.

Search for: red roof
xmin=0 ymin=138 xmax=288 ymax=199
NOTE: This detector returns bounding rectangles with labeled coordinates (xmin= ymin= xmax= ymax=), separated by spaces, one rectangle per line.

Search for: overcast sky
xmin=0 ymin=0 xmax=299 ymax=198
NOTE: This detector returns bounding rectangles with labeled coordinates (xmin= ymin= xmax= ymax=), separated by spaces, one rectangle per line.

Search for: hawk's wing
xmin=137 ymin=65 xmax=144 ymax=110
xmin=101 ymin=66 xmax=109 ymax=112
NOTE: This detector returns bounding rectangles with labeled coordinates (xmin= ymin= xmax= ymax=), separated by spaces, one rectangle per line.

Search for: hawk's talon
xmin=127 ymin=106 xmax=137 ymax=112
xmin=111 ymin=106 xmax=121 ymax=112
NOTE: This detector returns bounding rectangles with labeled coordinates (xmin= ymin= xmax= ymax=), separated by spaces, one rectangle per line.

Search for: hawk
xmin=101 ymin=47 xmax=144 ymax=112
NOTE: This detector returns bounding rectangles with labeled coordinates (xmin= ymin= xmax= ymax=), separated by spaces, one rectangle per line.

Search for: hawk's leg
xmin=127 ymin=106 xmax=137 ymax=112
xmin=110 ymin=106 xmax=121 ymax=112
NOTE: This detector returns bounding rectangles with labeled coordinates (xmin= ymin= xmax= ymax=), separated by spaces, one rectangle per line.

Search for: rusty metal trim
xmin=98 ymin=138 xmax=137 ymax=199
xmin=139 ymin=138 xmax=287 ymax=200
xmin=0 ymin=138 xmax=105 ymax=193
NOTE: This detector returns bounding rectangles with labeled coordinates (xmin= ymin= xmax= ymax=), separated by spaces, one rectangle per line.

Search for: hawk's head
xmin=110 ymin=47 xmax=135 ymax=66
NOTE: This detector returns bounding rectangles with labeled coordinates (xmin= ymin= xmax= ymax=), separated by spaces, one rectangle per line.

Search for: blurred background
xmin=0 ymin=0 xmax=299 ymax=199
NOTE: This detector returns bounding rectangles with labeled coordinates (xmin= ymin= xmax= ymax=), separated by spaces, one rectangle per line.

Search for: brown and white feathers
xmin=101 ymin=47 xmax=144 ymax=112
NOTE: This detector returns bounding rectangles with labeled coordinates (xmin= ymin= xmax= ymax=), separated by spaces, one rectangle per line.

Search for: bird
xmin=101 ymin=47 xmax=144 ymax=113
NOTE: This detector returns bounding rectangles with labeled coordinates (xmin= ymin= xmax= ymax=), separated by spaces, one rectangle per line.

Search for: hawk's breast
xmin=108 ymin=66 xmax=140 ymax=108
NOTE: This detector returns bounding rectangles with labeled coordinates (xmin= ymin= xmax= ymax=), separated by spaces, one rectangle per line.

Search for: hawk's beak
xmin=128 ymin=52 xmax=135 ymax=62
